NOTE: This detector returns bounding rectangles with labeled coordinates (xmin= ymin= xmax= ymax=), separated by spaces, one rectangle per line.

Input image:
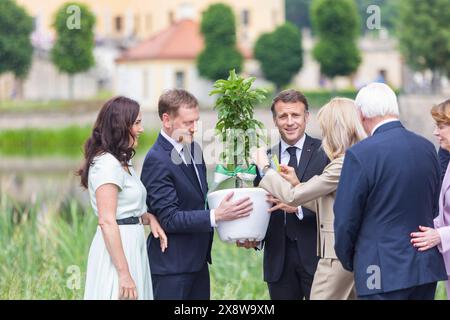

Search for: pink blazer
xmin=434 ymin=164 xmax=450 ymax=275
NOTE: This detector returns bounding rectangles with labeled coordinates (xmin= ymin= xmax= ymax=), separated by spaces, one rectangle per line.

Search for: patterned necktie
xmin=285 ymin=146 xmax=298 ymax=240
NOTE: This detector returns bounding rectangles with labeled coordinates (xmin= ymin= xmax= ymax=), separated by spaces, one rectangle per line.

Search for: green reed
xmin=0 ymin=194 xmax=445 ymax=300
xmin=0 ymin=195 xmax=269 ymax=299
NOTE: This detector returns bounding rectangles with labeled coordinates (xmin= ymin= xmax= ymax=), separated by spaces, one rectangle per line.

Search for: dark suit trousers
xmin=359 ymin=282 xmax=437 ymax=300
xmin=267 ymin=238 xmax=313 ymax=300
xmin=152 ymin=263 xmax=210 ymax=300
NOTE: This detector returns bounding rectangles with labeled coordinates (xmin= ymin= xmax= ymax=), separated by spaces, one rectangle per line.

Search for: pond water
xmin=1 ymin=156 xmax=91 ymax=206
xmin=0 ymin=155 xmax=220 ymax=207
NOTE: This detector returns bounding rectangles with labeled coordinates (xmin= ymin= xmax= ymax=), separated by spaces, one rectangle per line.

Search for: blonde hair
xmin=431 ymin=99 xmax=450 ymax=125
xmin=317 ymin=97 xmax=367 ymax=160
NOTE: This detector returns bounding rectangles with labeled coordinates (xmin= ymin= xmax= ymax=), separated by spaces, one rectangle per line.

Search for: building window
xmin=115 ymin=16 xmax=123 ymax=32
xmin=272 ymin=10 xmax=278 ymax=26
xmin=169 ymin=11 xmax=175 ymax=25
xmin=242 ymin=9 xmax=250 ymax=27
xmin=175 ymin=71 xmax=185 ymax=89
xmin=178 ymin=3 xmax=195 ymax=20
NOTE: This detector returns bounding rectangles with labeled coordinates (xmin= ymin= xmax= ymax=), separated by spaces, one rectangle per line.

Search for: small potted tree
xmin=207 ymin=69 xmax=272 ymax=243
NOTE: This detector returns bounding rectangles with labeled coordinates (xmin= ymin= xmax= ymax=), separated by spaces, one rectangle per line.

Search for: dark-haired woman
xmin=79 ymin=96 xmax=167 ymax=300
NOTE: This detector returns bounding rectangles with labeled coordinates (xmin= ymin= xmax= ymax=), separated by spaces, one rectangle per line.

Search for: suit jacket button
xmin=320 ymin=224 xmax=324 ymax=228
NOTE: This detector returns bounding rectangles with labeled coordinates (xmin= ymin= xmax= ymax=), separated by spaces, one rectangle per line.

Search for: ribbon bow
xmin=213 ymin=164 xmax=257 ymax=184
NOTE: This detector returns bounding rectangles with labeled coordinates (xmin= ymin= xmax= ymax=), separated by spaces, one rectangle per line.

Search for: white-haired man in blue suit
xmin=334 ymin=83 xmax=447 ymax=299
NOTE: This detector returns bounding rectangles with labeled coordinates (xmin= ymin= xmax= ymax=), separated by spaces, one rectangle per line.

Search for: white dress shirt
xmin=279 ymin=135 xmax=306 ymax=221
xmin=160 ymin=130 xmax=216 ymax=227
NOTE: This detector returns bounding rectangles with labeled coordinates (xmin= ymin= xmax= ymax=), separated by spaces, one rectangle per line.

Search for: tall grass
xmin=0 ymin=195 xmax=97 ymax=299
xmin=0 ymin=194 xmax=446 ymax=300
xmin=0 ymin=195 xmax=268 ymax=299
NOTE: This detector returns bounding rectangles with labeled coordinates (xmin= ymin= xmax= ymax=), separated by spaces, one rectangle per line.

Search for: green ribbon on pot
xmin=213 ymin=164 xmax=258 ymax=184
xmin=206 ymin=165 xmax=258 ymax=210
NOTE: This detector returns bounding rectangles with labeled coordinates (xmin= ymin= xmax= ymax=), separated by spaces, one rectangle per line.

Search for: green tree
xmin=0 ymin=0 xmax=33 ymax=98
xmin=311 ymin=0 xmax=361 ymax=84
xmin=286 ymin=0 xmax=398 ymax=34
xmin=210 ymin=70 xmax=266 ymax=187
xmin=356 ymin=0 xmax=398 ymax=34
xmin=51 ymin=2 xmax=96 ymax=99
xmin=397 ymin=0 xmax=450 ymax=93
xmin=254 ymin=23 xmax=303 ymax=91
xmin=197 ymin=3 xmax=243 ymax=81
xmin=379 ymin=1 xmax=400 ymax=33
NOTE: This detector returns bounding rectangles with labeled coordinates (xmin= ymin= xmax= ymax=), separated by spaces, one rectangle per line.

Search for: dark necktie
xmin=287 ymin=146 xmax=298 ymax=168
xmin=286 ymin=146 xmax=298 ymax=241
xmin=182 ymin=146 xmax=203 ymax=192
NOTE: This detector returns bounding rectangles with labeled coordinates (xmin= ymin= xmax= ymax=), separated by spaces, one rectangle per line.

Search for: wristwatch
xmin=261 ymin=164 xmax=271 ymax=174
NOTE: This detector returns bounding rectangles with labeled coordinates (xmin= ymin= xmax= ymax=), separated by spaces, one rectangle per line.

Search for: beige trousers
xmin=310 ymin=257 xmax=357 ymax=300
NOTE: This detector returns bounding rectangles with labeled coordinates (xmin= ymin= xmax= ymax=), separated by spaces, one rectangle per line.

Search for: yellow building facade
xmin=15 ymin=0 xmax=284 ymax=45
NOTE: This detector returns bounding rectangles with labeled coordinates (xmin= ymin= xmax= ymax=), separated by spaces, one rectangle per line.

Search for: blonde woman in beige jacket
xmin=251 ymin=98 xmax=367 ymax=300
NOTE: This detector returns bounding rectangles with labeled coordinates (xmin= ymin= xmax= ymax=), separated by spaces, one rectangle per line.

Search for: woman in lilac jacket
xmin=411 ymin=99 xmax=450 ymax=299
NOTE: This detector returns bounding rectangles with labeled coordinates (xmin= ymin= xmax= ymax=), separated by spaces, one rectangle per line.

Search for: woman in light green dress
xmin=78 ymin=96 xmax=167 ymax=300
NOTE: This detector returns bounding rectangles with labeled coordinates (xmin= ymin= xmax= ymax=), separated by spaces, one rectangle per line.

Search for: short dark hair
xmin=271 ymin=89 xmax=309 ymax=117
xmin=158 ymin=89 xmax=198 ymax=119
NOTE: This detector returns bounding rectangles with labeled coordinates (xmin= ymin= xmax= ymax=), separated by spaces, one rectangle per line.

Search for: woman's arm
xmin=411 ymin=225 xmax=450 ymax=252
xmin=259 ymin=160 xmax=341 ymax=207
xmin=96 ymin=184 xmax=137 ymax=300
xmin=142 ymin=213 xmax=168 ymax=252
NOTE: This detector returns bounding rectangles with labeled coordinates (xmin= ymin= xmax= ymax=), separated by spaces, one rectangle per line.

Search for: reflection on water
xmin=1 ymin=156 xmax=89 ymax=206
xmin=1 ymin=155 xmax=217 ymax=207
xmin=1 ymin=156 xmax=148 ymax=205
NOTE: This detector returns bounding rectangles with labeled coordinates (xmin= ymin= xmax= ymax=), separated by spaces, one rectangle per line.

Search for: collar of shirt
xmin=280 ymin=134 xmax=306 ymax=155
xmin=160 ymin=129 xmax=184 ymax=156
xmin=280 ymin=134 xmax=306 ymax=166
xmin=371 ymin=118 xmax=399 ymax=136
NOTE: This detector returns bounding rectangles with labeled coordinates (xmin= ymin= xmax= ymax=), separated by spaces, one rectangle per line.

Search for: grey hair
xmin=355 ymin=83 xmax=399 ymax=118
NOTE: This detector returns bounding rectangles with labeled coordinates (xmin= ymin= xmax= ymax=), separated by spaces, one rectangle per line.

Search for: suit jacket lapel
xmin=297 ymin=135 xmax=315 ymax=181
xmin=159 ymin=134 xmax=204 ymax=197
xmin=270 ymin=136 xmax=316 ymax=181
xmin=181 ymin=161 xmax=204 ymax=197
xmin=189 ymin=142 xmax=207 ymax=196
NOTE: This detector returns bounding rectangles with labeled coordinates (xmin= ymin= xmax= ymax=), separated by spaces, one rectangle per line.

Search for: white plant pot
xmin=207 ymin=187 xmax=271 ymax=243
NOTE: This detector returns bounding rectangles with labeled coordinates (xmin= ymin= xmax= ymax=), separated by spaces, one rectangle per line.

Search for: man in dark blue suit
xmin=239 ymin=90 xmax=329 ymax=299
xmin=141 ymin=89 xmax=253 ymax=300
xmin=334 ymin=83 xmax=447 ymax=299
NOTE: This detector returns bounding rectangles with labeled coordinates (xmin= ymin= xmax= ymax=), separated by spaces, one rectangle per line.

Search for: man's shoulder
xmin=144 ymin=140 xmax=166 ymax=163
xmin=406 ymin=129 xmax=435 ymax=149
xmin=305 ymin=135 xmax=329 ymax=161
xmin=305 ymin=134 xmax=322 ymax=146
